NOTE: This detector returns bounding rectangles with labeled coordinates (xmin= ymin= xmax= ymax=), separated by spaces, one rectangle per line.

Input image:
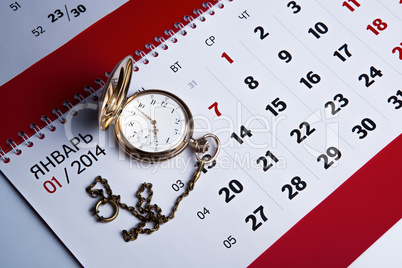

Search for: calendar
xmin=0 ymin=0 xmax=401 ymax=267
xmin=0 ymin=0 xmax=128 ymax=86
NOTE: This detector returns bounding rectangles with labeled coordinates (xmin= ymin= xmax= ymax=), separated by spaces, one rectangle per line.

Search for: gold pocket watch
xmin=89 ymin=56 xmax=220 ymax=241
xmin=98 ymin=55 xmax=219 ymax=163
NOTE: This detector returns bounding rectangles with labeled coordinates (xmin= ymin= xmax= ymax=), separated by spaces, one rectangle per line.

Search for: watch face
xmin=116 ymin=90 xmax=193 ymax=160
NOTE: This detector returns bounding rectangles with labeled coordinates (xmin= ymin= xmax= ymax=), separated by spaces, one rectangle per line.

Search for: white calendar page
xmin=0 ymin=0 xmax=401 ymax=267
xmin=0 ymin=0 xmax=128 ymax=86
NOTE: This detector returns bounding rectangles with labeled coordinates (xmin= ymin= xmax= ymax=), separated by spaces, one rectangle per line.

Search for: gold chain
xmin=86 ymin=157 xmax=206 ymax=242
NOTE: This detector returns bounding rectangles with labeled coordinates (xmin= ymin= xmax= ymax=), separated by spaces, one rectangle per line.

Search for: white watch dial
xmin=120 ymin=92 xmax=187 ymax=153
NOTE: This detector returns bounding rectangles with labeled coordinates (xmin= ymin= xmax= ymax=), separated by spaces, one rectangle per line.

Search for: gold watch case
xmin=98 ymin=55 xmax=194 ymax=163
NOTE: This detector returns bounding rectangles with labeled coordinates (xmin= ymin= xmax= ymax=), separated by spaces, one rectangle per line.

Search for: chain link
xmin=86 ymin=158 xmax=207 ymax=242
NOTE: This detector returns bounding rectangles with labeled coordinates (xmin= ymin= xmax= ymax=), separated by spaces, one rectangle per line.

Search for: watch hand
xmin=152 ymin=120 xmax=159 ymax=145
xmin=134 ymin=106 xmax=153 ymax=121
xmin=133 ymin=107 xmax=159 ymax=146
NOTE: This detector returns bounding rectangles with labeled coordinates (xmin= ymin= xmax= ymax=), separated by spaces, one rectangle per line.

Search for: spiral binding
xmin=193 ymin=9 xmax=206 ymax=22
xmin=174 ymin=22 xmax=188 ymax=36
xmin=52 ymin=108 xmax=66 ymax=124
xmin=41 ymin=116 xmax=56 ymax=132
xmin=84 ymin=86 xmax=99 ymax=101
xmin=155 ymin=36 xmax=169 ymax=50
xmin=63 ymin=100 xmax=78 ymax=116
xmin=18 ymin=131 xmax=33 ymax=147
xmin=145 ymin=43 xmax=159 ymax=57
xmin=30 ymin=123 xmax=45 ymax=139
xmin=0 ymin=148 xmax=10 ymax=163
xmin=6 ymin=139 xmax=21 ymax=155
xmin=202 ymin=2 xmax=215 ymax=15
xmin=94 ymin=78 xmax=106 ymax=87
xmin=1 ymin=0 xmax=230 ymax=164
xmin=184 ymin=16 xmax=197 ymax=29
xmin=135 ymin=50 xmax=149 ymax=65
xmin=164 ymin=29 xmax=178 ymax=43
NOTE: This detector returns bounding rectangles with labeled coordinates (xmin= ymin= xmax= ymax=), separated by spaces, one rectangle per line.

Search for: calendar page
xmin=0 ymin=0 xmax=128 ymax=86
xmin=0 ymin=0 xmax=401 ymax=267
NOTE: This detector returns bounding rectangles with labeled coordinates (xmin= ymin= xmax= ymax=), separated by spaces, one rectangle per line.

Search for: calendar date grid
xmin=168 ymin=0 xmax=402 ymax=243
